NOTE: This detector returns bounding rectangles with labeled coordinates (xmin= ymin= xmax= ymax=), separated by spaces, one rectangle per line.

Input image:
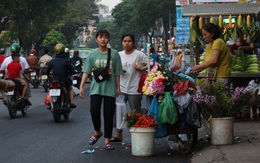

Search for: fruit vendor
xmin=230 ymin=36 xmax=254 ymax=55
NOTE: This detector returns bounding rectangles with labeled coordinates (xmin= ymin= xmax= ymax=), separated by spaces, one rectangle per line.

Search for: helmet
xmin=10 ymin=43 xmax=20 ymax=53
xmin=74 ymin=50 xmax=79 ymax=55
xmin=54 ymin=43 xmax=65 ymax=54
xmin=65 ymin=48 xmax=69 ymax=53
xmin=30 ymin=49 xmax=36 ymax=54
xmin=0 ymin=48 xmax=5 ymax=54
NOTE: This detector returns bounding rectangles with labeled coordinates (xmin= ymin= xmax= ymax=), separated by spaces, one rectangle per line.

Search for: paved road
xmin=0 ymin=84 xmax=191 ymax=163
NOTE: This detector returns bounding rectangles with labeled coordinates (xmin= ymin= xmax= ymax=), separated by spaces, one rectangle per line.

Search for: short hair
xmin=96 ymin=29 xmax=110 ymax=39
xmin=202 ymin=23 xmax=222 ymax=40
xmin=43 ymin=48 xmax=49 ymax=54
xmin=121 ymin=33 xmax=135 ymax=45
xmin=150 ymin=47 xmax=155 ymax=53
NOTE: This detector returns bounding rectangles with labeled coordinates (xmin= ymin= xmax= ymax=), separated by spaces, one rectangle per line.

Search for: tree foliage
xmin=0 ymin=0 xmax=98 ymax=53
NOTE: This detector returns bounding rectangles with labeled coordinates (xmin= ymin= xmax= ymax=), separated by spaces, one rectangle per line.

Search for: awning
xmin=182 ymin=3 xmax=260 ymax=17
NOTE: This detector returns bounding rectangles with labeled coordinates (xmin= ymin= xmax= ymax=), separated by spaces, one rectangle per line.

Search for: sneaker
xmin=3 ymin=100 xmax=7 ymax=105
xmin=26 ymin=100 xmax=32 ymax=106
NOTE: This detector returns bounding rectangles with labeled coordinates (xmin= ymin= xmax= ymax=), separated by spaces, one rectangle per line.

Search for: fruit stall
xmin=182 ymin=3 xmax=260 ymax=88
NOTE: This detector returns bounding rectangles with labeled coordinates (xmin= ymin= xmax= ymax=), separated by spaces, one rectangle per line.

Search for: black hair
xmin=150 ymin=47 xmax=155 ymax=53
xmin=202 ymin=23 xmax=222 ymax=40
xmin=121 ymin=33 xmax=135 ymax=45
xmin=96 ymin=29 xmax=110 ymax=39
xmin=43 ymin=48 xmax=49 ymax=54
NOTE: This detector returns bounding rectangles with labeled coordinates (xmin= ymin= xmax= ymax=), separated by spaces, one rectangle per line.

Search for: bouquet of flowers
xmin=124 ymin=110 xmax=158 ymax=128
xmin=142 ymin=63 xmax=171 ymax=96
xmin=193 ymin=80 xmax=251 ymax=119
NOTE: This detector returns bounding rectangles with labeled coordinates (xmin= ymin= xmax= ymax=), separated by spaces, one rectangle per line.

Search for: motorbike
xmin=29 ymin=69 xmax=40 ymax=88
xmin=40 ymin=69 xmax=51 ymax=92
xmin=4 ymin=79 xmax=30 ymax=118
xmin=72 ymin=71 xmax=82 ymax=89
xmin=49 ymin=79 xmax=73 ymax=122
xmin=0 ymin=71 xmax=4 ymax=79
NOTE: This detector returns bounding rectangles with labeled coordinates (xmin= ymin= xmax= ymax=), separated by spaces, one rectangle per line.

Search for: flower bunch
xmin=193 ymin=80 xmax=251 ymax=119
xmin=124 ymin=110 xmax=158 ymax=128
xmin=142 ymin=63 xmax=170 ymax=96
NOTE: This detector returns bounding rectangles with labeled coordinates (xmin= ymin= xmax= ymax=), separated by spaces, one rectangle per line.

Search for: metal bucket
xmin=210 ymin=117 xmax=234 ymax=145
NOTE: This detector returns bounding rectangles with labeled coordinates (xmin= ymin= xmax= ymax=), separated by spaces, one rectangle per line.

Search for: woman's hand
xmin=79 ymin=88 xmax=84 ymax=99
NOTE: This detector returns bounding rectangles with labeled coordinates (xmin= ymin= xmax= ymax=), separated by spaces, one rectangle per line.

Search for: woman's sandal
xmin=104 ymin=143 xmax=114 ymax=150
xmin=89 ymin=133 xmax=103 ymax=145
xmin=109 ymin=137 xmax=122 ymax=142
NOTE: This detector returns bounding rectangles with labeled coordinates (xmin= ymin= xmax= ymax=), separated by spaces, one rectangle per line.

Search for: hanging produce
xmin=218 ymin=15 xmax=222 ymax=28
xmin=229 ymin=15 xmax=232 ymax=28
xmin=199 ymin=17 xmax=203 ymax=29
xmin=237 ymin=14 xmax=242 ymax=27
xmin=190 ymin=17 xmax=193 ymax=28
xmin=246 ymin=15 xmax=250 ymax=27
xmin=210 ymin=17 xmax=214 ymax=23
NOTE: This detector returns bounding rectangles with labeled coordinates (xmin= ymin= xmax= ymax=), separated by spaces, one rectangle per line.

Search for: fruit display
xmin=231 ymin=53 xmax=259 ymax=73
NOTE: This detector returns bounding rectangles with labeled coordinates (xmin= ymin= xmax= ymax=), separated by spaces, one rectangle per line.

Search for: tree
xmin=42 ymin=29 xmax=67 ymax=47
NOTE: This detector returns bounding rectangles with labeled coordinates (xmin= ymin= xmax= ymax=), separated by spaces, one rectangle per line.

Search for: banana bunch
xmin=231 ymin=53 xmax=259 ymax=73
xmin=198 ymin=55 xmax=207 ymax=74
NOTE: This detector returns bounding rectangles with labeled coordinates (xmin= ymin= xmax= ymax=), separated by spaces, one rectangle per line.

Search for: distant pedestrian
xmin=149 ymin=46 xmax=159 ymax=63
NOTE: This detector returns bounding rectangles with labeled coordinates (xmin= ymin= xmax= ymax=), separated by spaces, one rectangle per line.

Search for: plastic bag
xmin=185 ymin=97 xmax=201 ymax=128
xmin=115 ymin=95 xmax=126 ymax=129
xmin=73 ymin=86 xmax=79 ymax=96
xmin=44 ymin=92 xmax=50 ymax=105
xmin=158 ymin=92 xmax=178 ymax=125
xmin=149 ymin=97 xmax=168 ymax=138
xmin=172 ymin=91 xmax=192 ymax=113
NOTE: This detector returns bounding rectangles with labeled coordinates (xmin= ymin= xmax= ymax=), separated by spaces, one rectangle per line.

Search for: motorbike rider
xmin=0 ymin=48 xmax=7 ymax=68
xmin=27 ymin=49 xmax=39 ymax=80
xmin=5 ymin=53 xmax=28 ymax=100
xmin=46 ymin=43 xmax=77 ymax=108
xmin=38 ymin=48 xmax=52 ymax=80
xmin=70 ymin=50 xmax=83 ymax=72
xmin=1 ymin=43 xmax=31 ymax=105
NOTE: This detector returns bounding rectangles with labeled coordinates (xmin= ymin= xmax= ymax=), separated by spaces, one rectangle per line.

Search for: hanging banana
xmin=237 ymin=14 xmax=242 ymax=27
xmin=199 ymin=17 xmax=203 ymax=29
xmin=246 ymin=15 xmax=250 ymax=27
xmin=229 ymin=15 xmax=232 ymax=28
xmin=218 ymin=15 xmax=222 ymax=28
xmin=210 ymin=17 xmax=214 ymax=23
xmin=190 ymin=17 xmax=194 ymax=28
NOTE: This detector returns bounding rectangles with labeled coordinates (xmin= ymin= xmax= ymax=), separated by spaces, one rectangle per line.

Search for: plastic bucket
xmin=210 ymin=117 xmax=234 ymax=145
xmin=130 ymin=127 xmax=156 ymax=156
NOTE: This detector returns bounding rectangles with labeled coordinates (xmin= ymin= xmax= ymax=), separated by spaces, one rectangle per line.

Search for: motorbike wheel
xmin=21 ymin=107 xmax=27 ymax=115
xmin=7 ymin=100 xmax=17 ymax=118
xmin=43 ymin=83 xmax=49 ymax=92
xmin=53 ymin=103 xmax=61 ymax=122
xmin=63 ymin=108 xmax=70 ymax=120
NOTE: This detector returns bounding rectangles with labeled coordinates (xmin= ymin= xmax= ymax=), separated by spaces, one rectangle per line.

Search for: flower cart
xmin=142 ymin=63 xmax=200 ymax=154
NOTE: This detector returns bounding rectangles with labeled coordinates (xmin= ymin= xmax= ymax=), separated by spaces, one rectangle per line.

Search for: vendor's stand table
xmin=198 ymin=73 xmax=260 ymax=90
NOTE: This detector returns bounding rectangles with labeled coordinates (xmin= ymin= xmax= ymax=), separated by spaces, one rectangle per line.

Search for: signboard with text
xmin=175 ymin=6 xmax=190 ymax=45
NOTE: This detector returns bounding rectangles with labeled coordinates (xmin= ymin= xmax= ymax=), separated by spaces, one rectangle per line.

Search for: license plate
xmin=49 ymin=89 xmax=61 ymax=96
xmin=6 ymin=91 xmax=14 ymax=95
xmin=31 ymin=72 xmax=36 ymax=76
xmin=41 ymin=75 xmax=48 ymax=80
xmin=0 ymin=73 xmax=3 ymax=77
xmin=73 ymin=80 xmax=77 ymax=84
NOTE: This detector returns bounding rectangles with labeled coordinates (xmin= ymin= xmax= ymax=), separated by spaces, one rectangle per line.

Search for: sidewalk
xmin=191 ymin=120 xmax=260 ymax=163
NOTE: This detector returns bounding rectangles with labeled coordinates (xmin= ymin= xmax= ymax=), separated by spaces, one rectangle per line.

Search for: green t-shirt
xmin=82 ymin=48 xmax=123 ymax=97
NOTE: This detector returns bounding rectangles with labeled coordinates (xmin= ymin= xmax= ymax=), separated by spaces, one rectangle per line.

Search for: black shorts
xmin=61 ymin=78 xmax=72 ymax=90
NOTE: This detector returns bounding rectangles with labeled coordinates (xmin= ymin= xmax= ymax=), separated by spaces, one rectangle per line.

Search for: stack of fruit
xmin=231 ymin=53 xmax=259 ymax=73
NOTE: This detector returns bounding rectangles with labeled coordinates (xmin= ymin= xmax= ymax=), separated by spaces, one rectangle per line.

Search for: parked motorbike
xmin=72 ymin=71 xmax=82 ymax=89
xmin=49 ymin=79 xmax=73 ymax=122
xmin=4 ymin=79 xmax=30 ymax=118
xmin=29 ymin=69 xmax=40 ymax=88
